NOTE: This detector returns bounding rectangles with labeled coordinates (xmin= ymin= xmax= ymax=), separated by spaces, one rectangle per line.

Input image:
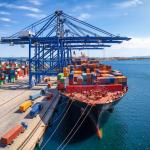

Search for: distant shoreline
xmin=99 ymin=57 xmax=150 ymax=61
xmin=0 ymin=57 xmax=150 ymax=61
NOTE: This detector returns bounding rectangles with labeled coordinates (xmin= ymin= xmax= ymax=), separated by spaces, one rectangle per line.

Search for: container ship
xmin=57 ymin=56 xmax=128 ymax=139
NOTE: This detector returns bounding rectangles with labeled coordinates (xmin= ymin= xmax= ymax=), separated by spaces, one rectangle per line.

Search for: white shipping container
xmin=64 ymin=77 xmax=69 ymax=88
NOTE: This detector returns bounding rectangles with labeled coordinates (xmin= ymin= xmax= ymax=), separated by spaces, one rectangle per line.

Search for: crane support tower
xmin=0 ymin=10 xmax=131 ymax=88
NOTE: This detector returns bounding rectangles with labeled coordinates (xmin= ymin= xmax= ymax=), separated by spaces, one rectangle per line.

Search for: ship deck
xmin=63 ymin=89 xmax=126 ymax=105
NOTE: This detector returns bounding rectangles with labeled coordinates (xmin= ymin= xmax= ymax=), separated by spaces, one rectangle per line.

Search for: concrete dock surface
xmin=0 ymin=76 xmax=60 ymax=150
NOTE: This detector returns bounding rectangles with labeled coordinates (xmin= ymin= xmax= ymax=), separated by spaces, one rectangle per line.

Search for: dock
xmin=0 ymin=76 xmax=60 ymax=150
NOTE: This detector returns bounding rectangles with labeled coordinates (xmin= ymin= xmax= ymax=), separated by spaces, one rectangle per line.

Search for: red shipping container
xmin=69 ymin=79 xmax=73 ymax=85
xmin=66 ymin=84 xmax=122 ymax=93
xmin=87 ymin=78 xmax=92 ymax=84
xmin=73 ymin=76 xmax=77 ymax=82
xmin=47 ymin=82 xmax=52 ymax=88
xmin=77 ymin=78 xmax=83 ymax=85
xmin=1 ymin=125 xmax=24 ymax=145
xmin=57 ymin=83 xmax=64 ymax=90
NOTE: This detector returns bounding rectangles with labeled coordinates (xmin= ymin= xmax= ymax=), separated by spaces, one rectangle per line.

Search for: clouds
xmin=0 ymin=3 xmax=40 ymax=13
xmin=0 ymin=11 xmax=10 ymax=15
xmin=27 ymin=0 xmax=42 ymax=6
xmin=111 ymin=37 xmax=150 ymax=50
xmin=72 ymin=3 xmax=95 ymax=21
xmin=26 ymin=13 xmax=46 ymax=19
xmin=0 ymin=1 xmax=44 ymax=24
xmin=115 ymin=0 xmax=143 ymax=9
xmin=77 ymin=13 xmax=91 ymax=21
xmin=0 ymin=17 xmax=11 ymax=22
xmin=73 ymin=4 xmax=96 ymax=12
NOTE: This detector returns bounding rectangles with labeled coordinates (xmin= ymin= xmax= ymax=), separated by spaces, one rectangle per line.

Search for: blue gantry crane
xmin=0 ymin=10 xmax=131 ymax=88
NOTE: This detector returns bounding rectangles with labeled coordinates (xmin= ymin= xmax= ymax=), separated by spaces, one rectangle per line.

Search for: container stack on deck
xmin=0 ymin=62 xmax=28 ymax=85
xmin=57 ymin=59 xmax=127 ymax=91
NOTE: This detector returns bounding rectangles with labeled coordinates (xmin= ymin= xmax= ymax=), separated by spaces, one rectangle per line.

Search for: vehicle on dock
xmin=19 ymin=100 xmax=33 ymax=112
xmin=57 ymin=56 xmax=128 ymax=138
xmin=1 ymin=124 xmax=26 ymax=146
xmin=29 ymin=103 xmax=43 ymax=117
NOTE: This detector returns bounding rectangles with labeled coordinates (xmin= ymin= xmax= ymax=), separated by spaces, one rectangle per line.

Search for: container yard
xmin=0 ymin=62 xmax=28 ymax=85
xmin=0 ymin=9 xmax=132 ymax=150
xmin=0 ymin=74 xmax=60 ymax=150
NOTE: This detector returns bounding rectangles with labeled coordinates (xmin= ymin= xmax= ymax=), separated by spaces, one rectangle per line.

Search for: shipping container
xmin=29 ymin=103 xmax=43 ymax=117
xmin=1 ymin=124 xmax=24 ymax=145
xmin=19 ymin=100 xmax=33 ymax=112
xmin=57 ymin=73 xmax=64 ymax=80
xmin=47 ymin=82 xmax=52 ymax=88
xmin=66 ymin=84 xmax=123 ymax=93
xmin=57 ymin=82 xmax=65 ymax=90
xmin=29 ymin=92 xmax=41 ymax=100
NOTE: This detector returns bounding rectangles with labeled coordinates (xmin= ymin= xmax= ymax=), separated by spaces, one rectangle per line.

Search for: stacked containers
xmin=87 ymin=73 xmax=92 ymax=85
xmin=64 ymin=77 xmax=69 ymax=87
xmin=81 ymin=65 xmax=86 ymax=72
xmin=10 ymin=69 xmax=15 ymax=83
xmin=91 ymin=72 xmax=96 ymax=85
xmin=69 ymin=72 xmax=74 ymax=85
xmin=86 ymin=68 xmax=90 ymax=74
xmin=82 ymin=73 xmax=87 ymax=85
xmin=63 ymin=67 xmax=69 ymax=77
xmin=60 ymin=76 xmax=66 ymax=84
xmin=77 ymin=75 xmax=83 ymax=85
xmin=57 ymin=73 xmax=65 ymax=90
xmin=24 ymin=66 xmax=29 ymax=75
xmin=57 ymin=73 xmax=64 ymax=80
xmin=73 ymin=74 xmax=78 ymax=83
xmin=115 ymin=76 xmax=127 ymax=86
xmin=0 ymin=62 xmax=29 ymax=86
xmin=97 ymin=77 xmax=115 ymax=85
xmin=0 ymin=73 xmax=4 ymax=85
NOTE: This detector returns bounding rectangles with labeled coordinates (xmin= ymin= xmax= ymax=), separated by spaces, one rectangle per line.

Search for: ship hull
xmin=62 ymin=95 xmax=122 ymax=139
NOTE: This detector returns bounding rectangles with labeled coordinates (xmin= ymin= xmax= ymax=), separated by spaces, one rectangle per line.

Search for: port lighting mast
xmin=0 ymin=10 xmax=131 ymax=88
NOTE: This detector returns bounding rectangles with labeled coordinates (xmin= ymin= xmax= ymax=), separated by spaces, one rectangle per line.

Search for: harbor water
xmin=36 ymin=60 xmax=150 ymax=150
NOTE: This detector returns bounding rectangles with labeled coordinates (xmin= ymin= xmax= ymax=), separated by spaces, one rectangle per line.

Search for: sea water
xmin=36 ymin=60 xmax=150 ymax=150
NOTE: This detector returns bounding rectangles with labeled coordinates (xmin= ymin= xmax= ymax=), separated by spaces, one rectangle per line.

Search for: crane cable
xmin=58 ymin=106 xmax=93 ymax=150
xmin=40 ymin=99 xmax=75 ymax=150
xmin=56 ymin=105 xmax=89 ymax=150
xmin=49 ymin=102 xmax=69 ymax=126
xmin=57 ymin=105 xmax=93 ymax=150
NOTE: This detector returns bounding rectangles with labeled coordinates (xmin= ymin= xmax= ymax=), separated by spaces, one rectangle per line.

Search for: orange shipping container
xmin=1 ymin=125 xmax=24 ymax=145
xmin=63 ymin=67 xmax=68 ymax=72
xmin=115 ymin=76 xmax=127 ymax=83
xmin=74 ymin=71 xmax=82 ymax=74
xmin=64 ymin=72 xmax=69 ymax=77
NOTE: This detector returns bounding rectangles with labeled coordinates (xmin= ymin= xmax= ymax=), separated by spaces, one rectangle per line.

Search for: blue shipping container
xmin=30 ymin=103 xmax=43 ymax=117
xmin=29 ymin=92 xmax=41 ymax=100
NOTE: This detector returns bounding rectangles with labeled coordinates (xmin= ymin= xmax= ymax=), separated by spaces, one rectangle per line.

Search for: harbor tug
xmin=57 ymin=56 xmax=128 ymax=139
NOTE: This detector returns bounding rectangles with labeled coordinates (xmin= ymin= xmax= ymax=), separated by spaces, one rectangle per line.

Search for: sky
xmin=0 ymin=0 xmax=150 ymax=57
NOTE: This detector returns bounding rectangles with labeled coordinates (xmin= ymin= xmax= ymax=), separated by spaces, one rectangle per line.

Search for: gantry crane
xmin=0 ymin=10 xmax=131 ymax=88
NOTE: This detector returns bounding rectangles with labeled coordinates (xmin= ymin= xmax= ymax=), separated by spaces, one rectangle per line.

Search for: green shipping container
xmin=57 ymin=73 xmax=64 ymax=80
xmin=0 ymin=80 xmax=4 ymax=85
xmin=60 ymin=77 xmax=66 ymax=83
xmin=10 ymin=77 xmax=15 ymax=83
xmin=6 ymin=66 xmax=10 ymax=69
